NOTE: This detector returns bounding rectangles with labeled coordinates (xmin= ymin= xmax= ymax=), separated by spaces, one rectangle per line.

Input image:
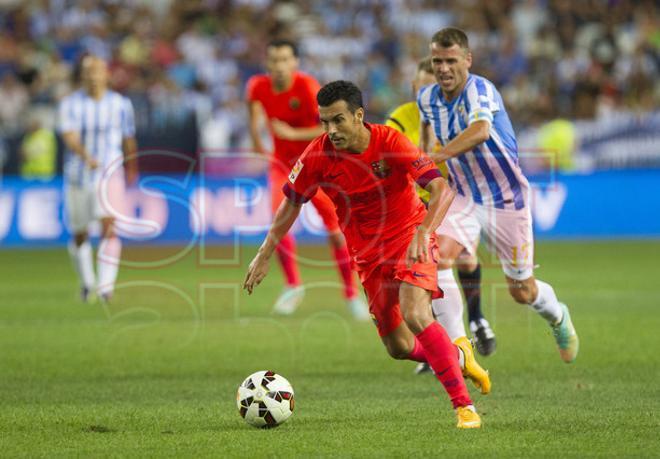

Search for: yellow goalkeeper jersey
xmin=385 ymin=101 xmax=448 ymax=202
xmin=386 ymin=101 xmax=422 ymax=147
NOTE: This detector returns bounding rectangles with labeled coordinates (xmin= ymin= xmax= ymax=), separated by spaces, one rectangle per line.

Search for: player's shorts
xmin=435 ymin=193 xmax=534 ymax=281
xmin=65 ymin=174 xmax=126 ymax=233
xmin=270 ymin=162 xmax=340 ymax=233
xmin=361 ymin=234 xmax=441 ymax=337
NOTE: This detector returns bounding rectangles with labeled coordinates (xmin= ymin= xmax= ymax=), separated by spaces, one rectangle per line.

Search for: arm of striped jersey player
xmin=61 ymin=131 xmax=97 ymax=170
xmin=58 ymin=97 xmax=96 ymax=169
xmin=430 ymin=120 xmax=490 ymax=163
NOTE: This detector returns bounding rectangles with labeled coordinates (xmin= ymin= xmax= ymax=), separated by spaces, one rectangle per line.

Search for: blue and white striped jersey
xmin=417 ymin=74 xmax=529 ymax=210
xmin=58 ymin=89 xmax=136 ymax=187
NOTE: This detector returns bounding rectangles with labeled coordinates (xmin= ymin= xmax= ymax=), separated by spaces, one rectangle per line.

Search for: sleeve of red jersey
xmin=301 ymin=74 xmax=321 ymax=99
xmin=245 ymin=76 xmax=261 ymax=102
xmin=281 ymin=140 xmax=322 ymax=204
xmin=389 ymin=129 xmax=442 ymax=189
xmin=303 ymin=75 xmax=322 ymax=121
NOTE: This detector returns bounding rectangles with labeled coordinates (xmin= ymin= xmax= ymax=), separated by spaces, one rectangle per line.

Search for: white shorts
xmin=436 ymin=193 xmax=534 ymax=280
xmin=65 ymin=174 xmax=126 ymax=234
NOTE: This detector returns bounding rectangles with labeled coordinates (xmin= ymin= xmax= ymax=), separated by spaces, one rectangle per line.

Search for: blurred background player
xmin=386 ymin=57 xmax=496 ymax=366
xmin=246 ymin=39 xmax=368 ymax=319
xmin=59 ymin=55 xmax=137 ymax=303
xmin=418 ymin=28 xmax=578 ymax=363
xmin=19 ymin=110 xmax=57 ymax=181
xmin=244 ymin=80 xmax=490 ymax=428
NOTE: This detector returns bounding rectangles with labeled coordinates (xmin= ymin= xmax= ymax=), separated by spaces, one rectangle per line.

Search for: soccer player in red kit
xmin=244 ymin=81 xmax=490 ymax=428
xmin=246 ymin=40 xmax=368 ymax=319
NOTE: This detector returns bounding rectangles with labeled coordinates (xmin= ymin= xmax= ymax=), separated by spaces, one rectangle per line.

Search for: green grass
xmin=1 ymin=241 xmax=659 ymax=457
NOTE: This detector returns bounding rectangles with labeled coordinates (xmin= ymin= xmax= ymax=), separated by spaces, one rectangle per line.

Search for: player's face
xmin=319 ymin=100 xmax=364 ymax=151
xmin=81 ymin=57 xmax=108 ymax=93
xmin=430 ymin=43 xmax=472 ymax=99
xmin=412 ymin=70 xmax=436 ymax=96
xmin=266 ymin=45 xmax=298 ymax=87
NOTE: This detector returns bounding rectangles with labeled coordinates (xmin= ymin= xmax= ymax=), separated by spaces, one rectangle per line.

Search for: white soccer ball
xmin=236 ymin=370 xmax=295 ymax=428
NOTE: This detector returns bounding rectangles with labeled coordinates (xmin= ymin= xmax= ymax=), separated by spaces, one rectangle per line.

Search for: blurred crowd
xmin=0 ymin=0 xmax=658 ymax=176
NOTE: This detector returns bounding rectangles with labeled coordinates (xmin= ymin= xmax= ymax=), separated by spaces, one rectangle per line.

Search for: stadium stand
xmin=0 ymin=0 xmax=658 ymax=175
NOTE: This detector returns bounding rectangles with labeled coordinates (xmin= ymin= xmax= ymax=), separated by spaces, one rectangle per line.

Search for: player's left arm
xmin=270 ymin=120 xmax=324 ymax=141
xmin=389 ymin=130 xmax=455 ymax=265
xmin=407 ymin=177 xmax=454 ymax=266
xmin=270 ymin=76 xmax=324 ymax=141
xmin=431 ymin=119 xmax=490 ymax=163
xmin=121 ymin=97 xmax=138 ymax=186
xmin=419 ymin=177 xmax=454 ymax=235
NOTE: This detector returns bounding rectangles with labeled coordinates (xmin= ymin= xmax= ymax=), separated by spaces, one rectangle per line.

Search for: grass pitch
xmin=1 ymin=241 xmax=659 ymax=457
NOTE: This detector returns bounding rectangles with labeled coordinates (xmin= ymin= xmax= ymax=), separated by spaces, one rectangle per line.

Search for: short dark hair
xmin=417 ymin=57 xmax=433 ymax=74
xmin=431 ymin=27 xmax=469 ymax=50
xmin=317 ymin=80 xmax=363 ymax=113
xmin=267 ymin=39 xmax=299 ymax=57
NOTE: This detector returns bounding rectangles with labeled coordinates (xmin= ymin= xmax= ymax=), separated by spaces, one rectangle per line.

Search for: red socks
xmin=275 ymin=233 xmax=301 ymax=287
xmin=415 ymin=322 xmax=472 ymax=408
xmin=408 ymin=337 xmax=427 ymax=362
xmin=333 ymin=246 xmax=357 ymax=299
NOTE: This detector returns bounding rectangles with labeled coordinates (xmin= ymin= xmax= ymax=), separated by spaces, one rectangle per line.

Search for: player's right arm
xmin=243 ymin=197 xmax=302 ymax=294
xmin=243 ymin=143 xmax=322 ymax=294
xmin=431 ymin=78 xmax=497 ymax=162
xmin=59 ymin=97 xmax=97 ymax=169
xmin=247 ymin=100 xmax=267 ymax=156
xmin=61 ymin=131 xmax=98 ymax=170
xmin=245 ymin=76 xmax=268 ymax=156
xmin=432 ymin=120 xmax=489 ymax=163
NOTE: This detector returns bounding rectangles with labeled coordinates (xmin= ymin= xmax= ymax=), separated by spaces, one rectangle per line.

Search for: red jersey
xmin=245 ymin=71 xmax=321 ymax=168
xmin=283 ymin=123 xmax=442 ymax=271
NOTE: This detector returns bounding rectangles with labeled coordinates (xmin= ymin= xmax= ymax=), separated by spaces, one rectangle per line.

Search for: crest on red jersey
xmin=289 ymin=97 xmax=301 ymax=110
xmin=371 ymin=160 xmax=391 ymax=179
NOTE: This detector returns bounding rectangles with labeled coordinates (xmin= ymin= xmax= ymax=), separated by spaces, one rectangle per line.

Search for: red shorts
xmin=270 ymin=164 xmax=340 ymax=232
xmin=361 ymin=234 xmax=441 ymax=337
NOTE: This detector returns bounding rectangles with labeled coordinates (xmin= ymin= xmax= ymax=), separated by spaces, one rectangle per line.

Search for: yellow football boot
xmin=456 ymin=405 xmax=482 ymax=429
xmin=455 ymin=336 xmax=491 ymax=395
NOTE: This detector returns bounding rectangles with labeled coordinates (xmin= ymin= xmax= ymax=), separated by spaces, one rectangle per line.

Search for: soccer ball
xmin=236 ymin=370 xmax=295 ymax=428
